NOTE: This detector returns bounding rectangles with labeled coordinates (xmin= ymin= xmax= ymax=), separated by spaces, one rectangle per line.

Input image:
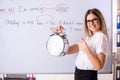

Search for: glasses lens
xmin=87 ymin=18 xmax=99 ymax=24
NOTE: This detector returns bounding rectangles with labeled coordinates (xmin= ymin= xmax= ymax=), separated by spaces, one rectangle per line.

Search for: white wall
xmin=35 ymin=74 xmax=113 ymax=80
xmin=0 ymin=73 xmax=113 ymax=80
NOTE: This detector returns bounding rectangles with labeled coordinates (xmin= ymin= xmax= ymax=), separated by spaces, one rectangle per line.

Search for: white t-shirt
xmin=75 ymin=31 xmax=109 ymax=70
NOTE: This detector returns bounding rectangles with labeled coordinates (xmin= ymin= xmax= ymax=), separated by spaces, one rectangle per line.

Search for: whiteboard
xmin=0 ymin=0 xmax=112 ymax=73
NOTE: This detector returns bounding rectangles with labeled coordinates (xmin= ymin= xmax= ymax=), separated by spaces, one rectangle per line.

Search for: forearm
xmin=67 ymin=44 xmax=79 ymax=55
xmin=84 ymin=47 xmax=105 ymax=70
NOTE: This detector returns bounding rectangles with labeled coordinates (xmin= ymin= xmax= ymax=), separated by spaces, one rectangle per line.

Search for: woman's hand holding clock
xmin=55 ymin=25 xmax=64 ymax=34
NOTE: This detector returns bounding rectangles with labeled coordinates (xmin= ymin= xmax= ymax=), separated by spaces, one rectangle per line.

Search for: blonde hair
xmin=83 ymin=8 xmax=108 ymax=39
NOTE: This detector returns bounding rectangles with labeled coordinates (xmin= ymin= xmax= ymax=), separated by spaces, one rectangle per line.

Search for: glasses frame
xmin=86 ymin=18 xmax=100 ymax=24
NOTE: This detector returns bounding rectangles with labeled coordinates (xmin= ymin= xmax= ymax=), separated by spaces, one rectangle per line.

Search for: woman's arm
xmin=82 ymin=39 xmax=106 ymax=70
xmin=67 ymin=43 xmax=79 ymax=54
xmin=85 ymin=48 xmax=105 ymax=70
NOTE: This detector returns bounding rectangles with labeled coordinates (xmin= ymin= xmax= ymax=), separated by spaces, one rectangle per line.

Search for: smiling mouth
xmin=90 ymin=25 xmax=96 ymax=28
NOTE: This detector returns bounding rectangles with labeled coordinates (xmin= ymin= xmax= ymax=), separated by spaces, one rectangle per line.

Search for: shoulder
xmin=95 ymin=31 xmax=107 ymax=41
xmin=94 ymin=31 xmax=109 ymax=49
xmin=95 ymin=31 xmax=105 ymax=37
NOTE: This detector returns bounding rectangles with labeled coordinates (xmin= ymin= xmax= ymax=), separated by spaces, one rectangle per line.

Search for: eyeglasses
xmin=86 ymin=18 xmax=99 ymax=24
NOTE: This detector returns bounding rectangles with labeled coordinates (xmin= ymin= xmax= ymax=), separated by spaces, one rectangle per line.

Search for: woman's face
xmin=86 ymin=13 xmax=100 ymax=35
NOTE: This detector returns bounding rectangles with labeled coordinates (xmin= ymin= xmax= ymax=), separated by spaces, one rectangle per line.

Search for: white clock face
xmin=47 ymin=35 xmax=64 ymax=56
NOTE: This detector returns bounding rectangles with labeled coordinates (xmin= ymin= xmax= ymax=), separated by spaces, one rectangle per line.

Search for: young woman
xmin=55 ymin=8 xmax=109 ymax=80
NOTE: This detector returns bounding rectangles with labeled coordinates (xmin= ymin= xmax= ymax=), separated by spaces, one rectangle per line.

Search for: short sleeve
xmin=96 ymin=34 xmax=108 ymax=55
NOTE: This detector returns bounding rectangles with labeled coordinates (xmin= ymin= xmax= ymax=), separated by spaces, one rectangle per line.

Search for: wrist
xmin=84 ymin=46 xmax=89 ymax=53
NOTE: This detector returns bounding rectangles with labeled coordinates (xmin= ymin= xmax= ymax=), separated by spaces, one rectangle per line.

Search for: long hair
xmin=83 ymin=8 xmax=108 ymax=39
